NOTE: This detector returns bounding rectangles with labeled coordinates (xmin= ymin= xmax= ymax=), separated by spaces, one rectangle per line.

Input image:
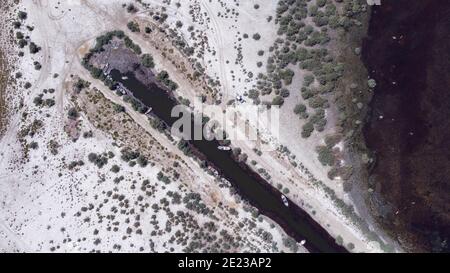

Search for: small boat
xmin=300 ymin=240 xmax=306 ymax=246
xmin=217 ymin=146 xmax=231 ymax=151
xmin=281 ymin=194 xmax=289 ymax=207
xmin=121 ymin=76 xmax=128 ymax=80
xmin=235 ymin=95 xmax=245 ymax=103
xmin=144 ymin=107 xmax=153 ymax=115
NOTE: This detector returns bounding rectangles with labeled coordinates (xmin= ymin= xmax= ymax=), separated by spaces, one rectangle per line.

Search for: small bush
xmin=29 ymin=42 xmax=40 ymax=54
xmin=18 ymin=11 xmax=27 ymax=20
xmin=126 ymin=4 xmax=138 ymax=13
xmin=272 ymin=95 xmax=284 ymax=106
xmin=316 ymin=145 xmax=335 ymax=166
xmin=110 ymin=165 xmax=120 ymax=173
xmin=127 ymin=21 xmax=140 ymax=32
xmin=301 ymin=122 xmax=314 ymax=138
xmin=141 ymin=54 xmax=155 ymax=68
xmin=294 ymin=104 xmax=307 ymax=115
xmin=67 ymin=108 xmax=79 ymax=120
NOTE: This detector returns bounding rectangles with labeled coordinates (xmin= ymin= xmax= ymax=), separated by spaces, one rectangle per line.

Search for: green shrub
xmin=141 ymin=54 xmax=155 ymax=68
xmin=347 ymin=243 xmax=355 ymax=250
xmin=304 ymin=74 xmax=315 ymax=87
xmin=301 ymin=122 xmax=314 ymax=138
xmin=271 ymin=95 xmax=284 ymax=106
xmin=252 ymin=33 xmax=261 ymax=40
xmin=110 ymin=165 xmax=120 ymax=173
xmin=294 ymin=103 xmax=306 ymax=115
xmin=316 ymin=145 xmax=335 ymax=166
xmin=18 ymin=11 xmax=27 ymax=20
xmin=67 ymin=108 xmax=79 ymax=119
xmin=127 ymin=21 xmax=140 ymax=32
xmin=29 ymin=42 xmax=40 ymax=54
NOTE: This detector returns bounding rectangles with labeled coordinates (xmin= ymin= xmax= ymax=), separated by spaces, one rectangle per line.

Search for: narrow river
xmin=110 ymin=69 xmax=347 ymax=253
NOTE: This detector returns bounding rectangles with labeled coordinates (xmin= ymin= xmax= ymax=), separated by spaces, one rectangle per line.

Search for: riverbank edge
xmin=332 ymin=6 xmax=405 ymax=252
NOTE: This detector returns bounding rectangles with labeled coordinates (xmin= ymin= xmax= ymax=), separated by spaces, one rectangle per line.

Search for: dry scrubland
xmin=0 ymin=0 xmax=301 ymax=253
xmin=0 ymin=0 xmax=398 ymax=252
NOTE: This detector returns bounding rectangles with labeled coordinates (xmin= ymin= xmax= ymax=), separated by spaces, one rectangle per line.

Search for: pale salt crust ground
xmin=0 ymin=0 xmax=395 ymax=252
xmin=0 ymin=0 xmax=301 ymax=253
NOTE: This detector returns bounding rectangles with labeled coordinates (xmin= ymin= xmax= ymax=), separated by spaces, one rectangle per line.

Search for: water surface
xmin=111 ymin=69 xmax=347 ymax=253
xmin=362 ymin=0 xmax=450 ymax=251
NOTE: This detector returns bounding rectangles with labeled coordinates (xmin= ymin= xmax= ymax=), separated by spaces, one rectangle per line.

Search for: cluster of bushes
xmin=120 ymin=147 xmax=148 ymax=167
xmin=33 ymin=61 xmax=42 ymax=70
xmin=122 ymin=94 xmax=148 ymax=113
xmin=110 ymin=164 xmax=120 ymax=173
xmin=113 ymin=103 xmax=125 ymax=113
xmin=13 ymin=11 xmax=43 ymax=54
xmin=141 ymin=53 xmax=155 ymax=68
xmin=167 ymin=191 xmax=182 ymax=204
xmin=177 ymin=139 xmax=192 ymax=156
xmin=87 ymin=152 xmax=109 ymax=168
xmin=126 ymin=3 xmax=138 ymax=13
xmin=74 ymin=78 xmax=90 ymax=92
xmin=48 ymin=140 xmax=59 ymax=155
xmin=156 ymin=70 xmax=178 ymax=91
xmin=68 ymin=160 xmax=85 ymax=170
xmin=252 ymin=0 xmax=368 ymax=138
xmin=282 ymin=236 xmax=298 ymax=252
xmin=81 ymin=30 xmax=141 ymax=78
xmin=294 ymin=103 xmax=308 ymax=119
xmin=157 ymin=171 xmax=171 ymax=184
xmin=300 ymin=108 xmax=327 ymax=138
xmin=271 ymin=95 xmax=284 ymax=106
xmin=29 ymin=42 xmax=41 ymax=54
xmin=182 ymin=192 xmax=211 ymax=215
xmin=149 ymin=116 xmax=167 ymax=132
xmin=124 ymin=36 xmax=142 ymax=54
xmin=252 ymin=33 xmax=261 ymax=40
xmin=18 ymin=11 xmax=27 ymax=20
xmin=67 ymin=107 xmax=79 ymax=120
xmin=28 ymin=141 xmax=38 ymax=150
xmin=83 ymin=130 xmax=93 ymax=138
xmin=151 ymin=11 xmax=168 ymax=23
xmin=315 ymin=145 xmax=336 ymax=166
xmin=127 ymin=21 xmax=140 ymax=32
xmin=33 ymin=94 xmax=55 ymax=108
xmin=91 ymin=30 xmax=125 ymax=52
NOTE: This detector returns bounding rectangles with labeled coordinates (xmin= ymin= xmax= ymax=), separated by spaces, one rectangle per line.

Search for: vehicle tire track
xmin=200 ymin=1 xmax=230 ymax=103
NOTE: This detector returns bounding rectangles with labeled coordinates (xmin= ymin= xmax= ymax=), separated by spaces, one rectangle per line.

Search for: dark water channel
xmin=110 ymin=69 xmax=347 ymax=253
